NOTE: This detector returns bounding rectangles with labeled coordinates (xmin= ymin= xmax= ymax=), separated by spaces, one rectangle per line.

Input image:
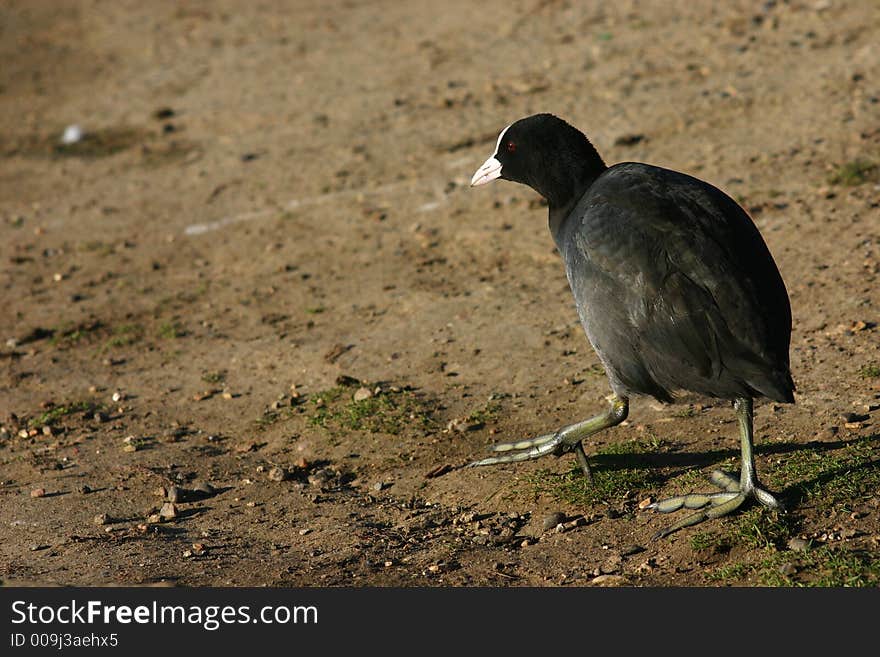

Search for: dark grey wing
xmin=562 ymin=162 xmax=794 ymax=403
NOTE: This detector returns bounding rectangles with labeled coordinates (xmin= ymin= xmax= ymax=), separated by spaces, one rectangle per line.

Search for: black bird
xmin=470 ymin=113 xmax=794 ymax=537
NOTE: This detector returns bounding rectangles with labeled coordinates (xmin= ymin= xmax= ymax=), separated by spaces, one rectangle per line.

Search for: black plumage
xmin=470 ymin=113 xmax=795 ymax=537
xmin=558 ymin=161 xmax=794 ymax=405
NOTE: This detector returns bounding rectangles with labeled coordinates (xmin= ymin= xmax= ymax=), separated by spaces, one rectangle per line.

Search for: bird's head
xmin=470 ymin=113 xmax=606 ymax=208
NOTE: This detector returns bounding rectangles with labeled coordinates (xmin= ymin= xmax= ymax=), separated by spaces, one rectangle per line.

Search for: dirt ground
xmin=1 ymin=0 xmax=879 ymax=587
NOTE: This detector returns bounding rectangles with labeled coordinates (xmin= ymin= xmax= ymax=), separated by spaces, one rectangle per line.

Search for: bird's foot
xmin=467 ymin=397 xmax=628 ymax=483
xmin=649 ymin=470 xmax=782 ymax=539
xmin=469 ymin=427 xmax=575 ymax=465
xmin=468 ymin=424 xmax=595 ymax=480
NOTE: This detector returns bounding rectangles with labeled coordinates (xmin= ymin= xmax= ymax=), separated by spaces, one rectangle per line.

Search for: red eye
xmin=506 ymin=141 xmax=516 ymax=153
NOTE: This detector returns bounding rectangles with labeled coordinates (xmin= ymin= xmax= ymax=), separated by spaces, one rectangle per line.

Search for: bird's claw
xmin=466 ymin=399 xmax=625 ymax=479
xmin=468 ymin=430 xmax=570 ymax=468
xmin=648 ymin=469 xmax=782 ymax=538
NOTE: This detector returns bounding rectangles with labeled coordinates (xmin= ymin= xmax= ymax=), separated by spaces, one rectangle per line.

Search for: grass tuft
xmin=523 ymin=438 xmax=668 ymax=506
xmin=27 ymin=401 xmax=97 ymax=429
xmin=105 ymin=324 xmax=143 ymax=348
xmin=768 ymin=437 xmax=880 ymax=512
xmin=827 ymin=159 xmax=878 ymax=186
xmin=858 ymin=364 xmax=880 ymax=379
xmin=307 ymin=385 xmax=435 ymax=435
xmin=711 ymin=545 xmax=880 ymax=587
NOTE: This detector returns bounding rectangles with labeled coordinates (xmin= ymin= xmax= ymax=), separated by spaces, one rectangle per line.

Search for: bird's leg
xmin=650 ymin=396 xmax=782 ymax=538
xmin=468 ymin=395 xmax=628 ymax=481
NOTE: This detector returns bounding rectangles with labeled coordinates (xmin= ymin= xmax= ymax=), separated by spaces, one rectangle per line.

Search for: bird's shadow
xmin=590 ymin=433 xmax=880 ymax=505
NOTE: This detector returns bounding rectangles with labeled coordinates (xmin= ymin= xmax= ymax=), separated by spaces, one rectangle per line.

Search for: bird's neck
xmin=544 ymin=158 xmax=606 ymax=247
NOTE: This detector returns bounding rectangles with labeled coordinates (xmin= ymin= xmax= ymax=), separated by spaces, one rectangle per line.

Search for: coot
xmin=470 ymin=114 xmax=794 ymax=537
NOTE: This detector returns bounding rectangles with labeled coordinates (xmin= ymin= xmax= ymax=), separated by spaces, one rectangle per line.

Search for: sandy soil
xmin=1 ymin=0 xmax=879 ymax=587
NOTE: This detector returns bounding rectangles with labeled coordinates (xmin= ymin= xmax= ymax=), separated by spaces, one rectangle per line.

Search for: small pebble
xmin=93 ymin=513 xmax=110 ymax=525
xmin=638 ymin=497 xmax=653 ymax=510
xmin=192 ymin=480 xmax=214 ymax=495
xmin=446 ymin=417 xmax=480 ymax=433
xmin=60 ymin=124 xmax=83 ymax=144
xmin=30 ymin=488 xmax=46 ymax=498
xmin=268 ymin=466 xmax=288 ymax=482
xmin=787 ymin=537 xmax=809 ymax=552
xmin=590 ymin=575 xmax=629 ymax=587
xmin=600 ymin=554 xmax=623 ymax=574
xmin=166 ymin=485 xmax=181 ymax=503
xmin=78 ymin=484 xmax=92 ymax=495
xmin=542 ymin=512 xmax=566 ymax=532
xmin=159 ymin=502 xmax=178 ymax=520
xmin=372 ymin=481 xmax=389 ymax=492
xmin=353 ymin=387 xmax=373 ymax=402
xmin=41 ymin=425 xmax=56 ymax=436
xmin=191 ymin=543 xmax=206 ymax=555
xmin=112 ymin=391 xmax=124 ymax=403
xmin=308 ymin=470 xmax=332 ymax=487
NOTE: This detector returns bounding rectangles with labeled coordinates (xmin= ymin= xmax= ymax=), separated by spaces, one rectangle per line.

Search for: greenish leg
xmin=649 ymin=397 xmax=782 ymax=539
xmin=573 ymin=442 xmax=595 ymax=485
xmin=469 ymin=395 xmax=628 ymax=481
